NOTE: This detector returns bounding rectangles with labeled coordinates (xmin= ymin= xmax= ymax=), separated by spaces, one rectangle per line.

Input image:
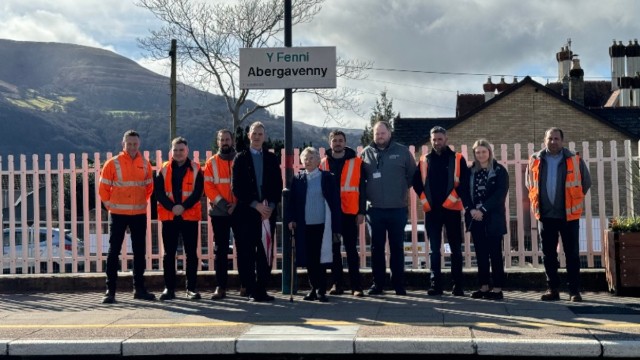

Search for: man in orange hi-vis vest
xmin=320 ymin=130 xmax=365 ymax=297
xmin=99 ymin=130 xmax=154 ymax=304
xmin=204 ymin=129 xmax=237 ymax=300
xmin=412 ymin=126 xmax=472 ymax=297
xmin=526 ymin=127 xmax=591 ymax=302
xmin=155 ymin=137 xmax=204 ymax=301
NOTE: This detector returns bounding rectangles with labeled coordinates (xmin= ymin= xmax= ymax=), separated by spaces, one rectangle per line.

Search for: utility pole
xmin=282 ymin=0 xmax=295 ymax=295
xmin=169 ymin=39 xmax=177 ymax=144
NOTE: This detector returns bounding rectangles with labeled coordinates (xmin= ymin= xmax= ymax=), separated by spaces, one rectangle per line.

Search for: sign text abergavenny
xmin=240 ymin=47 xmax=336 ymax=89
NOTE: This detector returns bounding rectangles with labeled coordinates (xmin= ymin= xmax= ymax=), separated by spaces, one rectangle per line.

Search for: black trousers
xmin=330 ymin=213 xmax=362 ymax=291
xmin=426 ymin=208 xmax=464 ymax=289
xmin=234 ymin=206 xmax=272 ymax=298
xmin=306 ymin=224 xmax=327 ymax=294
xmin=162 ymin=219 xmax=199 ymax=292
xmin=211 ymin=215 xmax=234 ymax=289
xmin=539 ymin=218 xmax=581 ymax=292
xmin=470 ymin=221 xmax=505 ymax=288
xmin=105 ymin=213 xmax=147 ymax=292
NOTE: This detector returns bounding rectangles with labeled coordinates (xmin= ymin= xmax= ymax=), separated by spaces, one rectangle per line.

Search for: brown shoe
xmin=540 ymin=289 xmax=560 ymax=301
xmin=328 ymin=284 xmax=344 ymax=295
xmin=210 ymin=287 xmax=226 ymax=300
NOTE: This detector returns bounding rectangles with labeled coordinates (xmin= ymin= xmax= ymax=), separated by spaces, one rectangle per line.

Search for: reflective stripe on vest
xmin=419 ymin=152 xmax=463 ymax=213
xmin=320 ymin=157 xmax=361 ymax=214
xmin=527 ymin=153 xmax=584 ymax=221
xmin=158 ymin=161 xmax=201 ymax=221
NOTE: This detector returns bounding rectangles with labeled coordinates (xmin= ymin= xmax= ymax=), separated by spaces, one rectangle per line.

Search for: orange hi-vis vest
xmin=527 ymin=152 xmax=584 ymax=221
xmin=99 ymin=152 xmax=153 ymax=215
xmin=320 ymin=156 xmax=362 ymax=215
xmin=157 ymin=160 xmax=202 ymax=221
xmin=203 ymin=154 xmax=235 ymax=207
xmin=418 ymin=152 xmax=463 ymax=213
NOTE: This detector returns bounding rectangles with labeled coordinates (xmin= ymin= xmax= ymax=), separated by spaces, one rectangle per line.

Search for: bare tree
xmin=136 ymin=0 xmax=370 ymax=130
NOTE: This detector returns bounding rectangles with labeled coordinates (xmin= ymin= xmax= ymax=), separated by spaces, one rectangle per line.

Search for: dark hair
xmin=171 ymin=136 xmax=188 ymax=147
xmin=329 ymin=130 xmax=346 ymax=141
xmin=545 ymin=127 xmax=564 ymax=140
xmin=430 ymin=126 xmax=447 ymax=136
xmin=122 ymin=130 xmax=140 ymax=141
xmin=217 ymin=129 xmax=233 ymax=139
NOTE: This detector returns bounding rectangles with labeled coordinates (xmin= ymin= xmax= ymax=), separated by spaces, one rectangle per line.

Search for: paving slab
xmin=356 ymin=337 xmax=475 ymax=354
xmin=473 ymin=325 xmax=601 ymax=356
xmin=123 ymin=338 xmax=236 ymax=356
xmin=15 ymin=327 xmax=141 ymax=340
xmin=236 ymin=325 xmax=358 ymax=354
xmin=8 ymin=339 xmax=123 ymax=356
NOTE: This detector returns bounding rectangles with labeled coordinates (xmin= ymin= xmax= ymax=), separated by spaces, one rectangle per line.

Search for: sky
xmin=2 ymin=0 xmax=640 ymax=131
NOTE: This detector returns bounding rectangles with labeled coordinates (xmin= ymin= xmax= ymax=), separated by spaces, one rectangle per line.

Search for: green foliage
xmin=360 ymin=90 xmax=396 ymax=146
xmin=610 ymin=216 xmax=640 ymax=233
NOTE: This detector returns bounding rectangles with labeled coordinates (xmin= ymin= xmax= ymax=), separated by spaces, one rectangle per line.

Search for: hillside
xmin=0 ymin=39 xmax=362 ymax=157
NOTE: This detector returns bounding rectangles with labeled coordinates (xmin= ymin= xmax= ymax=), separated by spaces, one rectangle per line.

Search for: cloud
xmin=2 ymin=0 xmax=639 ymax=130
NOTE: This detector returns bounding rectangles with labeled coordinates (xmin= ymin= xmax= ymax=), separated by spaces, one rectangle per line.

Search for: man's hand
xmin=356 ymin=214 xmax=365 ymax=225
xmin=172 ymin=204 xmax=185 ymax=216
xmin=255 ymin=202 xmax=272 ymax=220
xmin=227 ymin=203 xmax=236 ymax=215
xmin=288 ymin=222 xmax=296 ymax=231
xmin=471 ymin=209 xmax=483 ymax=221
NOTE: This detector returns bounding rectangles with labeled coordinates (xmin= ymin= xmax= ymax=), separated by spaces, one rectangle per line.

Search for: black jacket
xmin=464 ymin=159 xmax=509 ymax=236
xmin=232 ymin=149 xmax=283 ymax=216
xmin=412 ymin=146 xmax=472 ymax=212
xmin=285 ymin=170 xmax=342 ymax=266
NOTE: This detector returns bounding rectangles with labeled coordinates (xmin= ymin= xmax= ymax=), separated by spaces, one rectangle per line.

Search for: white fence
xmin=2 ymin=140 xmax=639 ymax=275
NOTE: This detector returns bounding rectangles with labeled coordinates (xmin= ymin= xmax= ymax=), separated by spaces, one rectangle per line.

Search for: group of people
xmin=98 ymin=120 xmax=591 ymax=305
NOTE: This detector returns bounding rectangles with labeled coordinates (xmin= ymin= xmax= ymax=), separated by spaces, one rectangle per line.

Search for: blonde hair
xmin=300 ymin=147 xmax=321 ymax=164
xmin=471 ymin=139 xmax=494 ymax=172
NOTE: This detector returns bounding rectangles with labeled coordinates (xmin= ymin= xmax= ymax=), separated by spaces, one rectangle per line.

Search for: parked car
xmin=2 ymin=227 xmax=83 ymax=274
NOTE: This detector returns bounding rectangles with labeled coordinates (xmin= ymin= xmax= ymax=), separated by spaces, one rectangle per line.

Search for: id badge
xmin=373 ymin=171 xmax=382 ymax=179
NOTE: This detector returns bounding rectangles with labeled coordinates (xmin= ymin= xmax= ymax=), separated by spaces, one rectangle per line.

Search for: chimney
xmin=512 ymin=77 xmax=518 ymax=84
xmin=556 ymin=46 xmax=572 ymax=82
xmin=626 ymin=39 xmax=640 ymax=81
xmin=632 ymin=73 xmax=640 ymax=107
xmin=483 ymin=77 xmax=496 ymax=102
xmin=496 ymin=77 xmax=509 ymax=93
xmin=569 ymin=57 xmax=585 ymax=105
xmin=620 ymin=76 xmax=632 ymax=106
xmin=610 ymin=40 xmax=626 ymax=90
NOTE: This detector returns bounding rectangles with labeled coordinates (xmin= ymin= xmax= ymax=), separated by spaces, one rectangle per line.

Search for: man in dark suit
xmin=232 ymin=121 xmax=283 ymax=302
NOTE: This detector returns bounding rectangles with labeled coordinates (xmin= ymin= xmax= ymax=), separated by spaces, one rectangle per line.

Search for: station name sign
xmin=240 ymin=46 xmax=336 ymax=89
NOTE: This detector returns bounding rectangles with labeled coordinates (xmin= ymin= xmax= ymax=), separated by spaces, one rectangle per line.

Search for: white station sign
xmin=240 ymin=46 xmax=336 ymax=89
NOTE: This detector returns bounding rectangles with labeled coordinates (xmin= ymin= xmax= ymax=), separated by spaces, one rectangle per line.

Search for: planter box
xmin=604 ymin=229 xmax=640 ymax=296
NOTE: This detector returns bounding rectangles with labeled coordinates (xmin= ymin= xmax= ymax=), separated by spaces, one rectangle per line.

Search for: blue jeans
xmin=366 ymin=207 xmax=407 ymax=290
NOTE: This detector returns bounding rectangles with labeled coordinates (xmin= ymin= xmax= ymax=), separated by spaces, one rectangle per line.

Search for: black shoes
xmin=210 ymin=287 xmax=226 ymax=300
xmin=395 ymin=288 xmax=407 ymax=296
xmin=102 ymin=291 xmax=116 ymax=304
xmin=303 ymin=290 xmax=318 ymax=301
xmin=367 ymin=286 xmax=384 ymax=296
xmin=186 ymin=290 xmax=201 ymax=300
xmin=249 ymin=293 xmax=275 ymax=302
xmin=541 ymin=289 xmax=560 ymax=301
xmin=317 ymin=293 xmax=329 ymax=303
xmin=569 ymin=292 xmax=583 ymax=302
xmin=159 ymin=289 xmax=176 ymax=301
xmin=471 ymin=290 xmax=489 ymax=299
xmin=133 ymin=289 xmax=156 ymax=301
xmin=427 ymin=288 xmax=444 ymax=296
xmin=328 ymin=285 xmax=344 ymax=295
xmin=452 ymin=286 xmax=465 ymax=297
